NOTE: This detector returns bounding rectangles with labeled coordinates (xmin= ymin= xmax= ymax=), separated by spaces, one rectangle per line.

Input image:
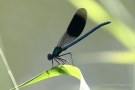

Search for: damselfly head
xmin=47 ymin=54 xmax=53 ymax=60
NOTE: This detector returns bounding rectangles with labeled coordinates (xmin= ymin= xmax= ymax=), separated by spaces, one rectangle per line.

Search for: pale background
xmin=0 ymin=0 xmax=135 ymax=90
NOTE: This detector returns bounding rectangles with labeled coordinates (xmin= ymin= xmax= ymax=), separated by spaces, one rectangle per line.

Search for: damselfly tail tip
xmin=106 ymin=21 xmax=111 ymax=24
xmin=103 ymin=21 xmax=111 ymax=25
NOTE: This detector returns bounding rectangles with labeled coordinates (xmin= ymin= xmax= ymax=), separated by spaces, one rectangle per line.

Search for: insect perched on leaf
xmin=47 ymin=8 xmax=111 ymax=67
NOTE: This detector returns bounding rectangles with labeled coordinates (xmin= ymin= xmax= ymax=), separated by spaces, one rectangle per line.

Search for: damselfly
xmin=47 ymin=8 xmax=111 ymax=67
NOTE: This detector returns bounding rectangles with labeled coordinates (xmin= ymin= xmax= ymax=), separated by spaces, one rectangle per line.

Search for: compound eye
xmin=47 ymin=54 xmax=53 ymax=60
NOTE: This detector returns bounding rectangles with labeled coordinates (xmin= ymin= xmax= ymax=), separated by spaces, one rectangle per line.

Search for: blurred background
xmin=0 ymin=0 xmax=135 ymax=90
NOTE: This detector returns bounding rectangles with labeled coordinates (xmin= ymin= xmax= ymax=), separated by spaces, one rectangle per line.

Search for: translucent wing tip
xmin=76 ymin=8 xmax=87 ymax=21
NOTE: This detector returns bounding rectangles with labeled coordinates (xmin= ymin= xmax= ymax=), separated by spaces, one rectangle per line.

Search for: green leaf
xmin=10 ymin=65 xmax=90 ymax=90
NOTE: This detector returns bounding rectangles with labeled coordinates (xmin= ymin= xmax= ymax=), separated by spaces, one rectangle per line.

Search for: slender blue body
xmin=62 ymin=21 xmax=111 ymax=51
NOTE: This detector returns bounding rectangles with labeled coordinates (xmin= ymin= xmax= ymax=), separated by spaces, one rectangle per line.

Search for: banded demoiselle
xmin=47 ymin=8 xmax=111 ymax=67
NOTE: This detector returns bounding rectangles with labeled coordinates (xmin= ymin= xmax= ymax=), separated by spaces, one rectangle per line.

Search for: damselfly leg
xmin=59 ymin=52 xmax=74 ymax=66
